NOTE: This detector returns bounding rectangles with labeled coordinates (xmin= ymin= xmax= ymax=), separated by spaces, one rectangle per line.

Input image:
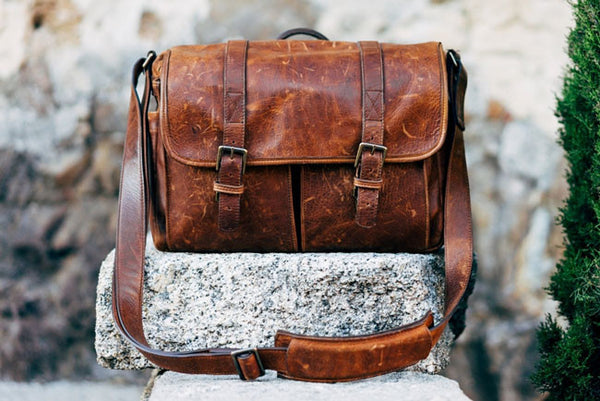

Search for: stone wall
xmin=0 ymin=0 xmax=571 ymax=400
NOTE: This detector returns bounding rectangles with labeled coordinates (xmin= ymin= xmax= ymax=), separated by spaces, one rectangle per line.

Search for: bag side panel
xmin=424 ymin=154 xmax=444 ymax=250
xmin=148 ymin=110 xmax=169 ymax=250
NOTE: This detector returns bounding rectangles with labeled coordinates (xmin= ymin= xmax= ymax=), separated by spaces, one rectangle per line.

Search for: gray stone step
xmin=144 ymin=371 xmax=471 ymax=401
xmin=0 ymin=381 xmax=143 ymax=401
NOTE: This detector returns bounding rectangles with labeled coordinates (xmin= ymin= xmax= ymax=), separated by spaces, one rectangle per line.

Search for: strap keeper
xmin=353 ymin=177 xmax=383 ymax=190
xmin=353 ymin=177 xmax=383 ymax=198
xmin=231 ymin=348 xmax=265 ymax=380
xmin=213 ymin=182 xmax=244 ymax=201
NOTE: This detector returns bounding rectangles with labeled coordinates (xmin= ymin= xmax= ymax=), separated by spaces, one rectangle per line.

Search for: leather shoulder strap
xmin=112 ymin=48 xmax=472 ymax=382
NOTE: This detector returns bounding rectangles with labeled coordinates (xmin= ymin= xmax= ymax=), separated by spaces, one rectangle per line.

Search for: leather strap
xmin=112 ymin=47 xmax=472 ymax=382
xmin=277 ymin=28 xmax=329 ymax=41
xmin=355 ymin=41 xmax=385 ymax=228
xmin=215 ymin=40 xmax=249 ymax=231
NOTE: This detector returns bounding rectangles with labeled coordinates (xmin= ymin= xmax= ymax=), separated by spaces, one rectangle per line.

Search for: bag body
xmin=113 ymin=30 xmax=472 ymax=382
xmin=147 ymin=40 xmax=449 ymax=253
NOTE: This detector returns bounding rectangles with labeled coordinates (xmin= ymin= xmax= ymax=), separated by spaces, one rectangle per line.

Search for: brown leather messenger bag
xmin=113 ymin=28 xmax=472 ymax=382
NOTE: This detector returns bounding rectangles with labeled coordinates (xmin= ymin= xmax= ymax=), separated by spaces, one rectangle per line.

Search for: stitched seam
xmin=459 ymin=131 xmax=473 ymax=256
xmin=437 ymin=151 xmax=444 ymax=241
xmin=133 ymin=64 xmax=146 ymax=322
xmin=286 ymin=312 xmax=432 ymax=342
xmin=300 ymin=166 xmax=306 ymax=251
xmin=437 ymin=42 xmax=448 ymax=153
xmin=222 ymin=42 xmax=228 ymax=132
xmin=423 ymin=159 xmax=430 ymax=250
xmin=359 ymin=42 xmax=366 ymax=141
xmin=378 ymin=42 xmax=385 ymax=140
xmin=161 ymin=50 xmax=174 ymax=250
xmin=287 ymin=165 xmax=297 ymax=251
xmin=242 ymin=42 xmax=247 ymax=130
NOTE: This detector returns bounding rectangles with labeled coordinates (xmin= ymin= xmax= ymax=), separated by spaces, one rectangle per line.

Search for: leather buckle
xmin=216 ymin=145 xmax=248 ymax=174
xmin=354 ymin=142 xmax=387 ymax=168
xmin=231 ymin=348 xmax=265 ymax=380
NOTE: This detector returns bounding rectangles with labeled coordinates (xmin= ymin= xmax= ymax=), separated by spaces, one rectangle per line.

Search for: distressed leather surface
xmin=275 ymin=313 xmax=434 ymax=382
xmin=149 ymin=40 xmax=448 ymax=252
xmin=157 ymin=41 xmax=447 ymax=166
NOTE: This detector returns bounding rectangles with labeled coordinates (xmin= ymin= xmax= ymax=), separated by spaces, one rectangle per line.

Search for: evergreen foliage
xmin=532 ymin=0 xmax=600 ymax=398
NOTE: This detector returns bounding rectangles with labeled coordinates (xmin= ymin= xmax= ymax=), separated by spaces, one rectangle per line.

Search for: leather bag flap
xmin=157 ymin=40 xmax=448 ymax=167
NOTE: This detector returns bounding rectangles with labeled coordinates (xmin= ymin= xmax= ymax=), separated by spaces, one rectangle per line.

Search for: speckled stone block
xmin=144 ymin=371 xmax=471 ymax=401
xmin=95 ymin=241 xmax=453 ymax=374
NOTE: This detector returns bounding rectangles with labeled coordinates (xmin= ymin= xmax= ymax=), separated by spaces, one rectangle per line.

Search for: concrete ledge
xmin=95 ymin=241 xmax=453 ymax=373
xmin=144 ymin=371 xmax=471 ymax=401
xmin=0 ymin=381 xmax=143 ymax=401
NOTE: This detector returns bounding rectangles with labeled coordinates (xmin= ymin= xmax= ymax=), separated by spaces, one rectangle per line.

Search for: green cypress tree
xmin=531 ymin=1 xmax=600 ymax=399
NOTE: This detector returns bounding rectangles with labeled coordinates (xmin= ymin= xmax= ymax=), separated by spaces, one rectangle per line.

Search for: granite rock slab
xmin=95 ymin=241 xmax=453 ymax=374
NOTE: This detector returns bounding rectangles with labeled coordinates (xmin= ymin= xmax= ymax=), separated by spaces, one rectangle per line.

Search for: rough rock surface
xmin=144 ymin=371 xmax=471 ymax=401
xmin=95 ymin=243 xmax=452 ymax=374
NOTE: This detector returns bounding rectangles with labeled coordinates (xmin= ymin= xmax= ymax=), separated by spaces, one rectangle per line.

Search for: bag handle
xmin=112 ymin=48 xmax=472 ymax=382
xmin=277 ymin=27 xmax=329 ymax=40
